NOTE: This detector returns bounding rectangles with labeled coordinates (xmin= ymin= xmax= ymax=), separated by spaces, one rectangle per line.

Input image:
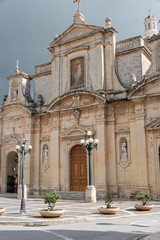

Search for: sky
xmin=0 ymin=0 xmax=160 ymax=103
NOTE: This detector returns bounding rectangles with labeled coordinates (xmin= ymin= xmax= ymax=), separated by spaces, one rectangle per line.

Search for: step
xmin=57 ymin=191 xmax=85 ymax=200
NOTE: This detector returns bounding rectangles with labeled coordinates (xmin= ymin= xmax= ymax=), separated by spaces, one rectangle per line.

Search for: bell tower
xmin=5 ymin=61 xmax=33 ymax=105
xmin=144 ymin=10 xmax=158 ymax=40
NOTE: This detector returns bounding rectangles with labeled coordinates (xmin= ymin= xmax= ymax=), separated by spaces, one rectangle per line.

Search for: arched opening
xmin=70 ymin=145 xmax=87 ymax=191
xmin=6 ymin=151 xmax=18 ymax=193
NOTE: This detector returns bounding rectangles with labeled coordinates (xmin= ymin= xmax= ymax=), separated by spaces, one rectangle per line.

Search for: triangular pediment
xmin=49 ymin=23 xmax=103 ymax=48
xmin=48 ymin=91 xmax=105 ymax=112
xmin=129 ymin=78 xmax=160 ymax=98
xmin=61 ymin=124 xmax=95 ymax=139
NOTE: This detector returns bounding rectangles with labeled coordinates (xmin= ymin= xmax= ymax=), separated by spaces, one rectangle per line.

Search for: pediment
xmin=145 ymin=117 xmax=160 ymax=130
xmin=2 ymin=134 xmax=22 ymax=144
xmin=129 ymin=78 xmax=160 ymax=98
xmin=48 ymin=92 xmax=105 ymax=112
xmin=49 ymin=24 xmax=103 ymax=47
xmin=3 ymin=105 xmax=31 ymax=119
xmin=61 ymin=124 xmax=95 ymax=139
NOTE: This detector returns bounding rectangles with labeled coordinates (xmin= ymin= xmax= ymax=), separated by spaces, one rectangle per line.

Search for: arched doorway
xmin=70 ymin=145 xmax=87 ymax=191
xmin=6 ymin=151 xmax=18 ymax=193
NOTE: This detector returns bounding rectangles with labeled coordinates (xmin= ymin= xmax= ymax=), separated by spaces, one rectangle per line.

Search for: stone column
xmin=134 ymin=100 xmax=149 ymax=191
xmin=106 ymin=107 xmax=117 ymax=195
xmin=94 ymin=113 xmax=107 ymax=196
xmin=31 ymin=118 xmax=40 ymax=195
xmin=50 ymin=124 xmax=60 ymax=191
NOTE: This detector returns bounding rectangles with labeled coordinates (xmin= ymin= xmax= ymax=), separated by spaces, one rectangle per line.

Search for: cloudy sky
xmin=0 ymin=0 xmax=160 ymax=103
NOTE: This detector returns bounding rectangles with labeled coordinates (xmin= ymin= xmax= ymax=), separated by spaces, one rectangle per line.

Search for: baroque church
xmin=1 ymin=3 xmax=160 ymax=199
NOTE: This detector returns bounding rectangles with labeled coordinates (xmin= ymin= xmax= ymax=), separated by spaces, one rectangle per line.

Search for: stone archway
xmin=70 ymin=145 xmax=87 ymax=191
xmin=6 ymin=151 xmax=18 ymax=193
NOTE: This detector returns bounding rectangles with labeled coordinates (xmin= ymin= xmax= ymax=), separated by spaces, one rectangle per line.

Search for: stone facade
xmin=1 ymin=8 xmax=160 ymax=199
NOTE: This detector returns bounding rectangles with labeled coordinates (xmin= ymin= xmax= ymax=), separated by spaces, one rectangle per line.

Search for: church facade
xmin=1 ymin=6 xmax=160 ymax=199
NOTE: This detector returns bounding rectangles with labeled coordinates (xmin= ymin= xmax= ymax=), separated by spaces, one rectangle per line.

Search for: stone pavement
xmin=0 ymin=195 xmax=160 ymax=239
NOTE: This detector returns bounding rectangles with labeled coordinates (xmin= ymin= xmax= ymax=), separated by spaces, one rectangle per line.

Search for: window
xmin=148 ymin=23 xmax=151 ymax=30
xmin=145 ymin=24 xmax=147 ymax=32
xmin=153 ymin=22 xmax=156 ymax=29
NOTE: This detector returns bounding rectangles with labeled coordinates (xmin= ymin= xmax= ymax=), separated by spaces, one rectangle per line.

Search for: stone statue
xmin=37 ymin=94 xmax=43 ymax=106
xmin=121 ymin=140 xmax=128 ymax=161
xmin=43 ymin=145 xmax=49 ymax=164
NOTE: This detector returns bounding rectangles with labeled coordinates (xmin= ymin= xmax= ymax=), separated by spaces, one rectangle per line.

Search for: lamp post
xmin=16 ymin=139 xmax=32 ymax=214
xmin=80 ymin=131 xmax=99 ymax=185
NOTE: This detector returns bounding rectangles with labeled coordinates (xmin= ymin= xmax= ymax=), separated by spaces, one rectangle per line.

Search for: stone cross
xmin=73 ymin=0 xmax=80 ymax=11
xmin=16 ymin=60 xmax=19 ymax=68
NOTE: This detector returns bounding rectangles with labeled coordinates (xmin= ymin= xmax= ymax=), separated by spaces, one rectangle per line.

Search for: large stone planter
xmin=40 ymin=209 xmax=65 ymax=218
xmin=0 ymin=208 xmax=6 ymax=215
xmin=98 ymin=206 xmax=119 ymax=214
xmin=134 ymin=204 xmax=153 ymax=211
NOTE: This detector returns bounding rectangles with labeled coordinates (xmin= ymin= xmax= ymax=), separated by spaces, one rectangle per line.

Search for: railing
xmin=116 ymin=36 xmax=143 ymax=53
xmin=35 ymin=62 xmax=51 ymax=75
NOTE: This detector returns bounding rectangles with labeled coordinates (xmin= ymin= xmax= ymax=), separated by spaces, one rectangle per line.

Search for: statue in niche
xmin=43 ymin=145 xmax=49 ymax=164
xmin=120 ymin=140 xmax=128 ymax=162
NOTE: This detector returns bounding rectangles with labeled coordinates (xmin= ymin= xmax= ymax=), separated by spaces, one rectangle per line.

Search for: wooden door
xmin=70 ymin=145 xmax=87 ymax=191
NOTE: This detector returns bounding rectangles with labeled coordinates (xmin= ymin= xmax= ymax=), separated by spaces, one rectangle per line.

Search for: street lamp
xmin=80 ymin=131 xmax=99 ymax=185
xmin=16 ymin=139 xmax=32 ymax=214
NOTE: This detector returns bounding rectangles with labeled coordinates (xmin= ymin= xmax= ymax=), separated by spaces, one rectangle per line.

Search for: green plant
xmin=104 ymin=195 xmax=113 ymax=208
xmin=44 ymin=191 xmax=61 ymax=210
xmin=136 ymin=192 xmax=153 ymax=205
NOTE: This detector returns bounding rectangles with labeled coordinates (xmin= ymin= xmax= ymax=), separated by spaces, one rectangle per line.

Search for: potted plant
xmin=134 ymin=192 xmax=153 ymax=211
xmin=98 ymin=195 xmax=119 ymax=214
xmin=40 ymin=191 xmax=65 ymax=217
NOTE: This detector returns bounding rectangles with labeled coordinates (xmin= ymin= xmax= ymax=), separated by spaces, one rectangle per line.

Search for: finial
xmin=148 ymin=8 xmax=151 ymax=16
xmin=15 ymin=60 xmax=19 ymax=74
xmin=73 ymin=0 xmax=80 ymax=12
xmin=105 ymin=17 xmax=112 ymax=29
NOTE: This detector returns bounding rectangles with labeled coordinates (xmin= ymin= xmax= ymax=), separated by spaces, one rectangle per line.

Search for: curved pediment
xmin=128 ymin=77 xmax=160 ymax=99
xmin=48 ymin=91 xmax=105 ymax=112
xmin=3 ymin=104 xmax=31 ymax=119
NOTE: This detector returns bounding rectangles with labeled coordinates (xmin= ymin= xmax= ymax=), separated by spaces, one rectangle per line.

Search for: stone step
xmin=57 ymin=191 xmax=85 ymax=200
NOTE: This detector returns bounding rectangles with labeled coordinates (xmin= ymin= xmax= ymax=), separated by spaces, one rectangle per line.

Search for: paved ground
xmin=0 ymin=195 xmax=160 ymax=239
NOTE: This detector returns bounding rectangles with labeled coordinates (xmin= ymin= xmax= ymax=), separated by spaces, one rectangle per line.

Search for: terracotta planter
xmin=98 ymin=206 xmax=119 ymax=214
xmin=40 ymin=209 xmax=65 ymax=218
xmin=0 ymin=208 xmax=6 ymax=215
xmin=134 ymin=204 xmax=153 ymax=211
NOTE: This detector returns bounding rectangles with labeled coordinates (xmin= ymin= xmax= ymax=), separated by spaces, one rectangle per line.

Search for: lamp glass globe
xmin=80 ymin=139 xmax=85 ymax=144
xmin=89 ymin=138 xmax=93 ymax=143
xmin=87 ymin=131 xmax=92 ymax=136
